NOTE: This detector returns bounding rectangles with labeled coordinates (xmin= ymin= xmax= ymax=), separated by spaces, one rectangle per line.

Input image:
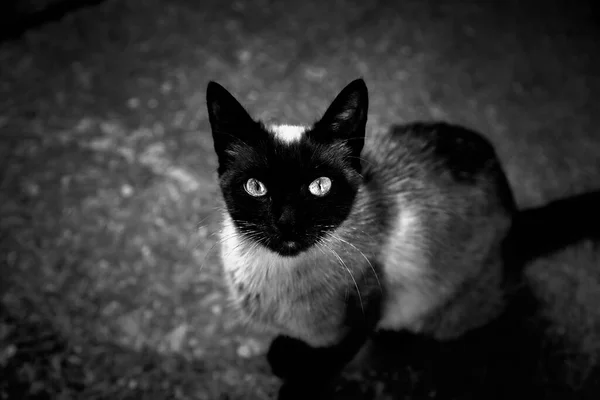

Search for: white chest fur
xmin=220 ymin=214 xmax=297 ymax=289
xmin=219 ymin=214 xmax=348 ymax=346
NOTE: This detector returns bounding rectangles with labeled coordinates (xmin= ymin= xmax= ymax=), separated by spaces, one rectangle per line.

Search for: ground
xmin=1 ymin=0 xmax=599 ymax=399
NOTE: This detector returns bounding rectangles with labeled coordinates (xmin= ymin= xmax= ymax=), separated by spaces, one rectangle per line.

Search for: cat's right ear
xmin=206 ymin=81 xmax=258 ymax=159
xmin=312 ymin=78 xmax=369 ymax=157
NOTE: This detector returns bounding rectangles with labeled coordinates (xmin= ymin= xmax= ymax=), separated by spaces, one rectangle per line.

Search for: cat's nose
xmin=276 ymin=208 xmax=297 ymax=235
xmin=277 ymin=207 xmax=295 ymax=225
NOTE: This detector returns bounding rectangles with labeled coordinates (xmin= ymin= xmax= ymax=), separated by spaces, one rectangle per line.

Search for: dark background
xmin=1 ymin=0 xmax=599 ymax=399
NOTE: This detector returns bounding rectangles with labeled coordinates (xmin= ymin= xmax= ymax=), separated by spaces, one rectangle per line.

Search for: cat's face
xmin=206 ymin=79 xmax=369 ymax=256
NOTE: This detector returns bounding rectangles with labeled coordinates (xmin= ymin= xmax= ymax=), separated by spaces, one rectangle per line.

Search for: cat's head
xmin=206 ymin=79 xmax=368 ymax=256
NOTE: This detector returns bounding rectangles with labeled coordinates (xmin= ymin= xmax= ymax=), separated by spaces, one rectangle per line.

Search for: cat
xmin=204 ymin=78 xmax=588 ymax=399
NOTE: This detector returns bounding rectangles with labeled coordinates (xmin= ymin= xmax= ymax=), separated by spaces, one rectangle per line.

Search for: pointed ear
xmin=313 ymin=78 xmax=369 ymax=155
xmin=206 ymin=81 xmax=259 ymax=158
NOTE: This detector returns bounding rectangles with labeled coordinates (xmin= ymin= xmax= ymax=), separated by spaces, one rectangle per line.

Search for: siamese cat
xmin=206 ymin=79 xmax=522 ymax=399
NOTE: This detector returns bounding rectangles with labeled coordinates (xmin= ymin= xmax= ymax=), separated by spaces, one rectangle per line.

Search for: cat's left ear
xmin=206 ymin=81 xmax=260 ymax=159
xmin=313 ymin=78 xmax=369 ymax=156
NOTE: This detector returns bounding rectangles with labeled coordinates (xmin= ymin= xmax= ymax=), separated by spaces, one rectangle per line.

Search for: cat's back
xmin=366 ymin=123 xmax=507 ymax=189
xmin=363 ymin=122 xmax=515 ymax=213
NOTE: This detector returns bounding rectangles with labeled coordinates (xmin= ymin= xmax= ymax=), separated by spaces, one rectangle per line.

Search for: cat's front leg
xmin=267 ymin=284 xmax=382 ymax=399
xmin=267 ymin=335 xmax=316 ymax=380
xmin=267 ymin=327 xmax=370 ymax=400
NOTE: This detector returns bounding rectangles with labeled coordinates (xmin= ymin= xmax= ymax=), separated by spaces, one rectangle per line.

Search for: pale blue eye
xmin=309 ymin=177 xmax=332 ymax=196
xmin=244 ymin=178 xmax=267 ymax=197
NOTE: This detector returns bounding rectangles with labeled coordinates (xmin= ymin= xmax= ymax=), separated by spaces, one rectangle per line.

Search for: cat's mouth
xmin=267 ymin=236 xmax=307 ymax=257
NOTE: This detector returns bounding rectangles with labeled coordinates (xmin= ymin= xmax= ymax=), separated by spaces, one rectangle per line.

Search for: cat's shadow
xmin=331 ymin=190 xmax=600 ymax=400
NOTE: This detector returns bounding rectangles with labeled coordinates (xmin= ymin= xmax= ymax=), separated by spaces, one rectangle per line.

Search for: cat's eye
xmin=244 ymin=178 xmax=267 ymax=197
xmin=308 ymin=177 xmax=332 ymax=197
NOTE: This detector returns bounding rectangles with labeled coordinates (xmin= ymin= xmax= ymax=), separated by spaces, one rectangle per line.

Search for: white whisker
xmin=196 ymin=226 xmax=266 ymax=272
xmin=320 ymin=240 xmax=364 ymax=315
xmin=327 ymin=233 xmax=382 ymax=292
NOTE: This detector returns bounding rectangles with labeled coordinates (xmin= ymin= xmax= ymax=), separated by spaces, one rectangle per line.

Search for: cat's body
xmin=220 ymin=122 xmax=516 ymax=344
xmin=207 ymin=79 xmax=519 ymax=398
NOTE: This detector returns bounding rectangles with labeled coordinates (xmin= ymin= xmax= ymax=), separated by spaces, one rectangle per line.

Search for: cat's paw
xmin=277 ymin=380 xmax=333 ymax=400
xmin=267 ymin=335 xmax=315 ymax=379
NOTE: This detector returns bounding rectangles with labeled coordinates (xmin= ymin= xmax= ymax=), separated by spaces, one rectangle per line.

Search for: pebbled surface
xmin=1 ymin=0 xmax=599 ymax=398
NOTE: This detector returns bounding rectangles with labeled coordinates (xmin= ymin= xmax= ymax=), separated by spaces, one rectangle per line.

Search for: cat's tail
xmin=510 ymin=190 xmax=600 ymax=265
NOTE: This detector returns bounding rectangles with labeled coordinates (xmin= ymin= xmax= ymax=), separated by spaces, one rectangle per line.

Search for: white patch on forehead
xmin=269 ymin=124 xmax=306 ymax=144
